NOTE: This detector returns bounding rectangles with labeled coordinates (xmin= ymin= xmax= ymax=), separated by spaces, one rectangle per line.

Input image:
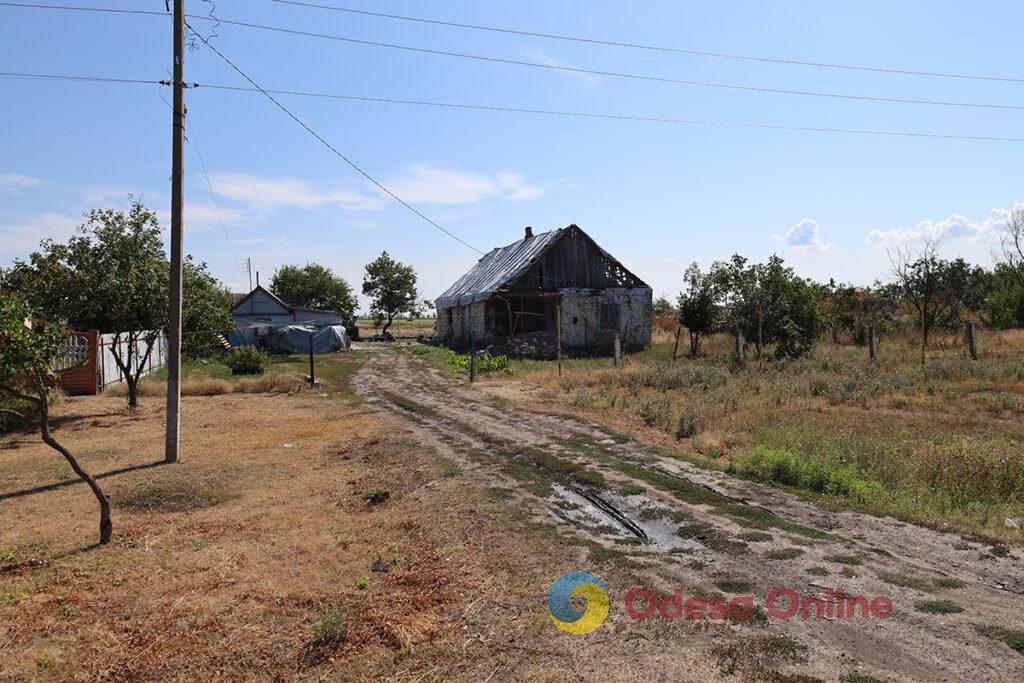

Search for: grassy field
xmin=357 ymin=318 xmax=435 ymax=340
xmin=429 ymin=327 xmax=1024 ymax=541
xmin=0 ymin=353 xmax=625 ymax=680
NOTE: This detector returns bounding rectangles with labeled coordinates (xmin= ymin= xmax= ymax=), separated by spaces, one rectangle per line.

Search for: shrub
xmin=446 ymin=351 xmax=512 ymax=375
xmin=675 ymin=406 xmax=699 ymax=439
xmin=224 ymin=346 xmax=268 ymax=375
xmin=316 ymin=603 xmax=350 ymax=645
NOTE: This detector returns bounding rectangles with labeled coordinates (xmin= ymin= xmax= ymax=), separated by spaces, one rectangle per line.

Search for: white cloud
xmin=0 ymin=212 xmax=79 ymax=256
xmin=205 ymin=173 xmax=384 ymax=211
xmin=386 ymin=164 xmax=543 ymax=204
xmin=523 ymin=47 xmax=602 ymax=88
xmin=866 ymin=202 xmax=1021 ymax=249
xmin=0 ymin=173 xmax=41 ymax=189
xmin=775 ymin=218 xmax=835 ymax=253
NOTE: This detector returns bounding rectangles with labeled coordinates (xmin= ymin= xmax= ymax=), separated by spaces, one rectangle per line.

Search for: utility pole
xmin=165 ymin=0 xmax=185 ymax=464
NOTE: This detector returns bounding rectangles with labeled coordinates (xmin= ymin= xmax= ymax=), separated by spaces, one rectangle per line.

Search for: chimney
xmin=524 ymin=226 xmax=534 ymax=239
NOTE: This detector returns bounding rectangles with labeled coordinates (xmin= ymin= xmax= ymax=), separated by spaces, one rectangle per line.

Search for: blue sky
xmin=2 ymin=1 xmax=1022 ymax=309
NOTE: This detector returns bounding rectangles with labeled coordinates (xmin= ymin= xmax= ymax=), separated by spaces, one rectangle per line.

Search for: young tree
xmin=887 ymin=238 xmax=969 ymax=365
xmin=715 ymin=254 xmax=823 ymax=360
xmin=6 ymin=200 xmax=233 ymax=404
xmin=270 ymin=263 xmax=358 ymax=326
xmin=676 ymin=263 xmax=720 ymax=357
xmin=0 ymin=295 xmax=112 ymax=544
xmin=361 ymin=252 xmax=420 ymax=335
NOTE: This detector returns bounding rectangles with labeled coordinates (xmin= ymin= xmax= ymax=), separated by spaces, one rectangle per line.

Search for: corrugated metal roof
xmin=435 ymin=227 xmax=565 ymax=308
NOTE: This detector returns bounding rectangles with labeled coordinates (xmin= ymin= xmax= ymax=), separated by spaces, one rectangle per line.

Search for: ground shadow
xmin=0 ymin=460 xmax=167 ymax=502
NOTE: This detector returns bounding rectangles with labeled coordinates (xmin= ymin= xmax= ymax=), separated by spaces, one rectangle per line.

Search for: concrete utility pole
xmin=165 ymin=0 xmax=185 ymax=464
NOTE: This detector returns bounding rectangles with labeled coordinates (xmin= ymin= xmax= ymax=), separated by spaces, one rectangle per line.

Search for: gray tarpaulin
xmin=227 ymin=323 xmax=349 ymax=353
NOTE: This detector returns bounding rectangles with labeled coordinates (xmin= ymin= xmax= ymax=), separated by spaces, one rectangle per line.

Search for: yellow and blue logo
xmin=548 ymin=571 xmax=609 ymax=634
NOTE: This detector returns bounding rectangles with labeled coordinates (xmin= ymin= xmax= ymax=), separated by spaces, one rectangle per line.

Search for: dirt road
xmin=352 ymin=346 xmax=1024 ymax=682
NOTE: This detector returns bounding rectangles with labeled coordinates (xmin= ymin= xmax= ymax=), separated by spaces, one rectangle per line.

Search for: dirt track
xmin=352 ymin=345 xmax=1024 ymax=682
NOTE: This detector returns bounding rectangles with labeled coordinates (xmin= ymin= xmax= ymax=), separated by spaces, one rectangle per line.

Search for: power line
xmin=271 ymin=0 xmax=1024 ymax=85
xmin=3 ymin=3 xmax=1024 ymax=111
xmin=184 ymin=112 xmax=246 ymax=277
xmin=189 ymin=16 xmax=1024 ymax=112
xmin=182 ymin=25 xmax=483 ymax=254
xmin=0 ymin=70 xmax=163 ymax=85
xmin=4 ymin=71 xmax=1023 ymax=143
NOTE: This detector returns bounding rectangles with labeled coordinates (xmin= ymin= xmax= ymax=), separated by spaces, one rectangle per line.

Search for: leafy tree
xmin=676 ymin=263 xmax=721 ymax=357
xmin=888 ymin=238 xmax=973 ymax=365
xmin=713 ymin=254 xmax=823 ymax=360
xmin=5 ymin=200 xmax=233 ymax=406
xmin=0 ymin=294 xmax=112 ymax=544
xmin=986 ymin=264 xmax=1024 ymax=329
xmin=270 ymin=263 xmax=357 ymax=327
xmin=653 ymin=296 xmax=677 ymax=318
xmin=362 ymin=252 xmax=420 ymax=335
xmin=183 ymin=257 xmax=234 ymax=360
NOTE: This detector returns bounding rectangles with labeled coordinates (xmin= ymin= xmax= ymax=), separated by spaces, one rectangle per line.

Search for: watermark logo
xmin=548 ymin=571 xmax=609 ymax=634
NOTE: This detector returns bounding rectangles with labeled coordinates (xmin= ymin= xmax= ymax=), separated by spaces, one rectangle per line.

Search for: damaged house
xmin=435 ymin=225 xmax=652 ymax=355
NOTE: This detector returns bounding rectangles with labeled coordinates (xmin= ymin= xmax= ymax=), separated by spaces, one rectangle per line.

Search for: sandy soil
xmin=351 ymin=346 xmax=1024 ymax=682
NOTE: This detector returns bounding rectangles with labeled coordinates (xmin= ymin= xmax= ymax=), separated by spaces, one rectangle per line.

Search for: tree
xmin=270 ymin=263 xmax=358 ymax=327
xmin=998 ymin=204 xmax=1024 ymax=289
xmin=0 ymin=294 xmax=112 ymax=544
xmin=676 ymin=263 xmax=720 ymax=357
xmin=5 ymin=200 xmax=233 ymax=404
xmin=985 ymin=263 xmax=1024 ymax=329
xmin=362 ymin=252 xmax=420 ymax=335
xmin=887 ymin=238 xmax=970 ymax=365
xmin=714 ymin=254 xmax=823 ymax=360
xmin=183 ymin=257 xmax=234 ymax=359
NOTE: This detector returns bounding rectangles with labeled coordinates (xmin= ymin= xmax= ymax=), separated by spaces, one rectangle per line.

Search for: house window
xmin=599 ymin=303 xmax=620 ymax=330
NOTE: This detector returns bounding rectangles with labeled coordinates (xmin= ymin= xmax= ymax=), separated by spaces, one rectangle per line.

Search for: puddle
xmin=548 ymin=484 xmax=702 ymax=553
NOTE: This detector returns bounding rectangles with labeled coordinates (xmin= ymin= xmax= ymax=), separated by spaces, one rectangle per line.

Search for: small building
xmin=434 ymin=224 xmax=652 ymax=354
xmin=228 ymin=285 xmax=353 ymax=350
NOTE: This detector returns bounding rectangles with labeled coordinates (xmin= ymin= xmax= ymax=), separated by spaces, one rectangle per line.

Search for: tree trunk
xmin=126 ymin=375 xmax=139 ymax=409
xmin=920 ymin=308 xmax=928 ymax=366
xmin=38 ymin=392 xmax=112 ymax=544
xmin=381 ymin=315 xmax=394 ymax=336
xmin=690 ymin=331 xmax=700 ymax=358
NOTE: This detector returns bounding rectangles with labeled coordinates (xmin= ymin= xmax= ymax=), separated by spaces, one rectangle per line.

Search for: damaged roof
xmin=436 ymin=225 xmax=648 ymax=308
xmin=435 ymin=227 xmax=566 ymax=309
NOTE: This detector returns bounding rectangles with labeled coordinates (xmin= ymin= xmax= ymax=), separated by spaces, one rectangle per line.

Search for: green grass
xmin=739 ymin=531 xmax=774 ymax=542
xmin=806 ymin=566 xmax=830 ymax=576
xmin=620 ymin=483 xmax=646 ymax=496
xmin=933 ymin=577 xmax=967 ymax=589
xmin=976 ymin=625 xmax=1024 ymax=655
xmin=826 ymin=554 xmax=863 ymax=566
xmin=878 ymin=573 xmax=933 ymax=591
xmin=766 ymin=547 xmax=804 ymax=560
xmin=914 ymin=599 xmax=963 ymax=614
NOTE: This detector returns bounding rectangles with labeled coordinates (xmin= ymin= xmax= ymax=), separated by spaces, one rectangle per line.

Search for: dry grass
xmin=479 ymin=329 xmax=1024 ymax=540
xmin=1 ymin=357 xmax=738 ymax=680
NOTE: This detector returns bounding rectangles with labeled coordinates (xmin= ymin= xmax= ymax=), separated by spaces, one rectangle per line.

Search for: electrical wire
xmin=184 ymin=112 xmax=247 ymax=277
xmin=3 ymin=71 xmax=1023 ymax=143
xmin=183 ymin=25 xmax=484 ymax=254
xmin=270 ymin=0 xmax=1024 ymax=85
xmin=2 ymin=2 xmax=1024 ymax=111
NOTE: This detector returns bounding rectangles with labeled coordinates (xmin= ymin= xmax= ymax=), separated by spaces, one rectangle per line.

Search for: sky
xmin=1 ymin=0 xmax=1022 ymax=310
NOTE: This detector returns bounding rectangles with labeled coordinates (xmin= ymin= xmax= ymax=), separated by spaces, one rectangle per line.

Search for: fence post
xmin=469 ymin=331 xmax=476 ymax=383
xmin=671 ymin=325 xmax=681 ymax=362
xmin=869 ymin=325 xmax=878 ymax=361
xmin=613 ymin=332 xmax=622 ymax=368
xmin=555 ymin=304 xmax=562 ymax=377
xmin=734 ymin=329 xmax=745 ymax=361
xmin=966 ymin=321 xmax=978 ymax=360
xmin=308 ymin=332 xmax=316 ymax=387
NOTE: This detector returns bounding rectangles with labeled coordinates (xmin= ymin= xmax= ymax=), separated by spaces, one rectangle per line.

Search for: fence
xmin=55 ymin=330 xmax=168 ymax=395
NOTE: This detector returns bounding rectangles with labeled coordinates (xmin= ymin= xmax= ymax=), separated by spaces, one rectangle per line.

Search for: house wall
xmin=234 ymin=289 xmax=291 ymax=317
xmin=435 ymin=287 xmax=651 ymax=351
xmin=558 ymin=287 xmax=651 ymax=349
